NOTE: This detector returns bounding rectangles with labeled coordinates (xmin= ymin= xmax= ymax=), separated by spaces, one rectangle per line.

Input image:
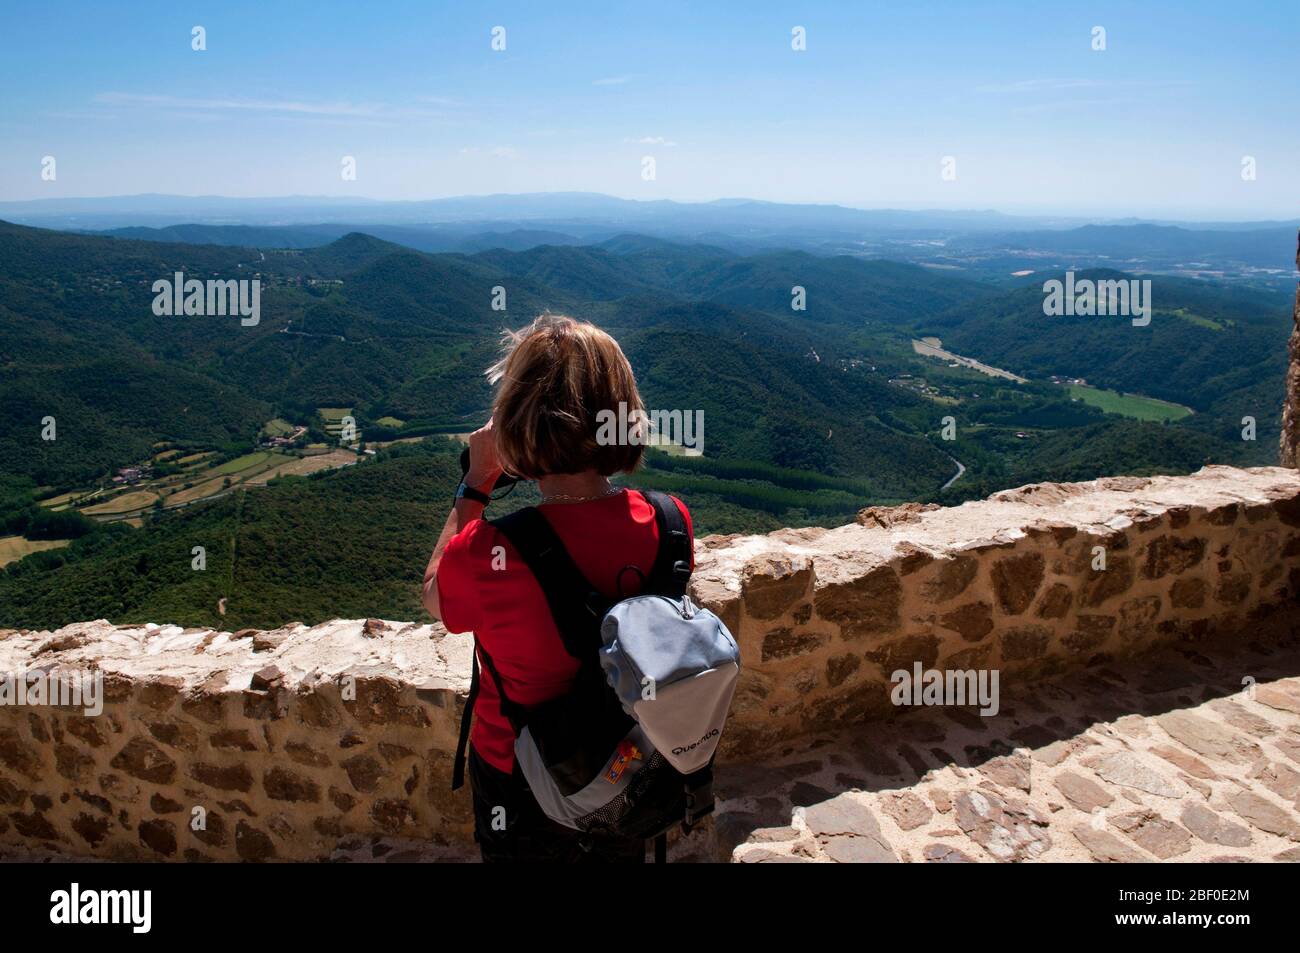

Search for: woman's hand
xmin=464 ymin=419 xmax=503 ymax=490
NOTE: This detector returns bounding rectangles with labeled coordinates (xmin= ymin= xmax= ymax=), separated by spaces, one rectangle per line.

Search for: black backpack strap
xmin=451 ymin=646 xmax=480 ymax=791
xmin=451 ymin=637 xmax=528 ymax=791
xmin=683 ymin=765 xmax=714 ymax=829
xmin=490 ymin=507 xmax=609 ymax=661
xmin=641 ymin=490 xmax=693 ymax=599
xmin=475 ymin=637 xmax=529 ymax=731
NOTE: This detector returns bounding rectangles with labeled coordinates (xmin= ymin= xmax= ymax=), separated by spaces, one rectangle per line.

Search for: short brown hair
xmin=488 ymin=313 xmax=645 ymax=479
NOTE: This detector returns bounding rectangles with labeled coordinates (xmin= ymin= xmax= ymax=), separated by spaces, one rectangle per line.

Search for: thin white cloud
xmin=976 ymin=78 xmax=1193 ymax=94
xmin=93 ymin=92 xmax=453 ymax=122
xmin=1008 ymin=98 xmax=1126 ymax=116
xmin=625 ymin=136 xmax=677 ymax=147
xmin=975 ymin=79 xmax=1105 ymax=94
xmin=458 ymin=146 xmax=518 ymax=159
xmin=43 ymin=109 xmax=121 ymax=121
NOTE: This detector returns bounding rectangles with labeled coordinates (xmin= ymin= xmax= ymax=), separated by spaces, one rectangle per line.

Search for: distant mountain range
xmin=0 ymin=192 xmax=1049 ymax=231
xmin=3 ymin=191 xmax=1294 ymax=235
xmin=2 ymin=192 xmax=1292 ymax=292
xmin=79 ymin=222 xmax=592 ymax=256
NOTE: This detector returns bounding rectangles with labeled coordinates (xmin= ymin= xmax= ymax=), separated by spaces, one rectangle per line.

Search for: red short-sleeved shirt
xmin=437 ymin=489 xmax=693 ymax=774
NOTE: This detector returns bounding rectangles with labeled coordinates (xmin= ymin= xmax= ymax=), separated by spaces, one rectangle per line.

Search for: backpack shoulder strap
xmin=641 ymin=490 xmax=693 ymax=599
xmin=490 ymin=506 xmax=609 ymax=661
xmin=451 ymin=636 xmax=529 ymax=791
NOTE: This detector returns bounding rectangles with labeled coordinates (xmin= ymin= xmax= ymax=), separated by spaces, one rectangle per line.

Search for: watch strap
xmin=456 ymin=482 xmax=492 ymax=506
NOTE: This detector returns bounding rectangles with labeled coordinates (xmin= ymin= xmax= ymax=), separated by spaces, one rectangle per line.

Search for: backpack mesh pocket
xmin=576 ymin=751 xmax=685 ymax=839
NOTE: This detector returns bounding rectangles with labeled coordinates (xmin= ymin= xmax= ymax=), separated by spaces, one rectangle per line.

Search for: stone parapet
xmin=0 ymin=618 xmax=471 ymax=861
xmin=693 ymin=465 xmax=1300 ymax=755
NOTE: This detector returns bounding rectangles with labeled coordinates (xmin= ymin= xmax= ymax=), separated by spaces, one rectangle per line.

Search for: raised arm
xmin=421 ymin=421 xmax=503 ymax=621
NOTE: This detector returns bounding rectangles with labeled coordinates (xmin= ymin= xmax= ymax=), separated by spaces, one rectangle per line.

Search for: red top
xmin=437 ymin=489 xmax=693 ymax=773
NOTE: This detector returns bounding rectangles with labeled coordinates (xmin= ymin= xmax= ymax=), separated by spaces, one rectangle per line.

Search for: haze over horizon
xmin=2 ymin=0 xmax=1297 ymax=219
xmin=2 ymin=189 xmax=1298 ymax=224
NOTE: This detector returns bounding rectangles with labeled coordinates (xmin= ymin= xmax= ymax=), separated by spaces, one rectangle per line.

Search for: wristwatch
xmin=455 ymin=481 xmax=492 ymax=506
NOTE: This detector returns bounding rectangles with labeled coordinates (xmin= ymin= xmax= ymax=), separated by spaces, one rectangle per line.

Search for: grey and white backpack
xmin=451 ymin=490 xmax=740 ymax=855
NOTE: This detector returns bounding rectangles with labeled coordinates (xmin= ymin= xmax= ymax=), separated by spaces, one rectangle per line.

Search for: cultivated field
xmin=34 ymin=446 xmax=348 ymax=524
xmin=261 ymin=417 xmax=297 ymax=437
xmin=212 ymin=451 xmax=278 ymax=476
xmin=0 ymin=536 xmax=71 ymax=567
xmin=246 ymin=449 xmax=358 ymax=483
xmin=82 ymin=489 xmax=160 ymax=515
xmin=1068 ymin=384 xmax=1193 ymax=422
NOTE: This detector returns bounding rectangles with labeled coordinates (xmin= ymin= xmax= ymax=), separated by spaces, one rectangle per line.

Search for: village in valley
xmin=0 ymin=412 xmax=375 ymax=568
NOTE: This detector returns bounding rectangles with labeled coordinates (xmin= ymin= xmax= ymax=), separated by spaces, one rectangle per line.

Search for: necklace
xmin=540 ymin=485 xmax=624 ymax=505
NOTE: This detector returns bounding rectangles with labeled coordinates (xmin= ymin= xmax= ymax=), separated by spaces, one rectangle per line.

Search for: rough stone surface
xmin=1073 ymin=825 xmax=1151 ymax=863
xmin=1084 ymin=752 xmax=1182 ymax=798
xmin=879 ymin=791 xmax=932 ymax=831
xmin=1225 ymin=791 xmax=1300 ymax=841
xmin=1110 ymin=810 xmax=1192 ymax=859
xmin=1053 ymin=772 xmax=1113 ymax=813
xmin=954 ymin=788 xmax=1051 ymax=861
xmin=0 ymin=618 xmax=472 ymax=861
xmin=1180 ymin=803 xmax=1252 ymax=848
xmin=991 ymin=553 xmax=1045 ymax=616
xmin=1156 ymin=711 xmax=1263 ymax=765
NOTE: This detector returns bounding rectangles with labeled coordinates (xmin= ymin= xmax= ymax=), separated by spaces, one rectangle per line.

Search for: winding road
xmin=940 ymin=454 xmax=966 ymax=491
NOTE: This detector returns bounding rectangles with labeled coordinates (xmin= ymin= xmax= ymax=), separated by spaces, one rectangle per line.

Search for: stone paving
xmin=710 ymin=630 xmax=1300 ymax=863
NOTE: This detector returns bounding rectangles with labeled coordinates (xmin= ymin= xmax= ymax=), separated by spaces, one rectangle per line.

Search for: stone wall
xmin=1 ymin=465 xmax=1298 ymax=861
xmin=694 ymin=465 xmax=1300 ymax=757
xmin=0 ymin=619 xmax=472 ymax=861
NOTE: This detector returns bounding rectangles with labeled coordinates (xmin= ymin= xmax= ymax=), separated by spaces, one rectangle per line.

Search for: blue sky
xmin=1 ymin=0 xmax=1296 ymax=217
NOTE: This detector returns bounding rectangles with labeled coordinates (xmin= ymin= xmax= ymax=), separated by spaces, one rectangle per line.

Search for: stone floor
xmin=708 ymin=631 xmax=1300 ymax=863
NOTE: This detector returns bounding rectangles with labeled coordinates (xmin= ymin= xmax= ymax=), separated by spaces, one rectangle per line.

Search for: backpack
xmin=450 ymin=489 xmax=740 ymax=853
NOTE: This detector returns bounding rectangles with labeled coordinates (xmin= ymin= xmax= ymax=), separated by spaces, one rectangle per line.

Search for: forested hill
xmin=0 ymin=440 xmax=469 ymax=630
xmin=0 ymin=219 xmax=1289 ymax=629
xmin=0 ymin=219 xmax=979 ymax=494
xmin=924 ymin=268 xmax=1291 ymax=454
